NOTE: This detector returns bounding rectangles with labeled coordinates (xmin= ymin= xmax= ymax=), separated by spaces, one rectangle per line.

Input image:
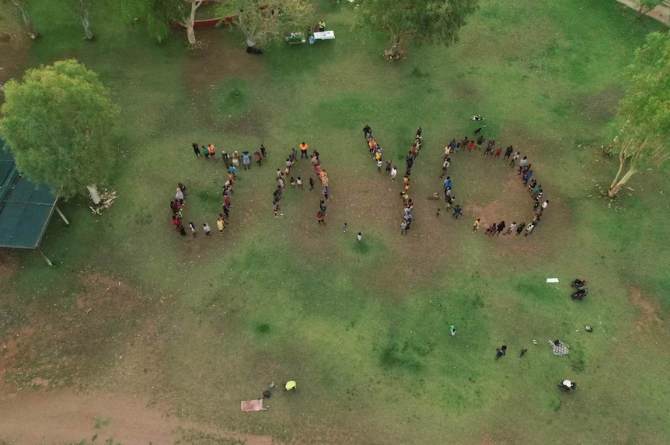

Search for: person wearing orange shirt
xmin=368 ymin=139 xmax=376 ymax=155
xmin=299 ymin=142 xmax=309 ymax=159
xmin=207 ymin=144 xmax=216 ymax=157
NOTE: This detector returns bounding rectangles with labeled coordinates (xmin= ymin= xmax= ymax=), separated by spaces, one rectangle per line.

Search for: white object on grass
xmin=546 ymin=278 xmax=559 ymax=283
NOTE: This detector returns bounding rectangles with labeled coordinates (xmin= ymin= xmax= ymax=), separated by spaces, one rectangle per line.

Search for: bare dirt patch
xmin=0 ymin=250 xmax=19 ymax=281
xmin=630 ymin=287 xmax=664 ymax=334
xmin=0 ymin=388 xmax=274 ymax=445
xmin=0 ymin=2 xmax=31 ymax=105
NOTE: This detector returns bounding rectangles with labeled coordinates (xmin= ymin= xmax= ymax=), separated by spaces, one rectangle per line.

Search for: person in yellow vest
xmin=285 ymin=380 xmax=296 ymax=391
xmin=318 ymin=20 xmax=326 ymax=32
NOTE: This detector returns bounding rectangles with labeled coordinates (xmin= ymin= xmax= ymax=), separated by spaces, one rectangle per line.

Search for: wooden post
xmin=37 ymin=248 xmax=53 ymax=266
xmin=55 ymin=206 xmax=70 ymax=225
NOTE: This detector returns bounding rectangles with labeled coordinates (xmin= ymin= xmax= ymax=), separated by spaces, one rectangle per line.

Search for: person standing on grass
xmin=440 ymin=158 xmax=450 ymax=178
xmin=175 ymin=188 xmax=184 ymax=205
xmin=321 ymin=174 xmax=329 ymax=190
xmin=444 ymin=176 xmax=452 ymax=191
xmin=343 ymin=222 xmax=349 ymax=233
xmin=385 ymin=160 xmax=392 ymax=174
xmin=217 ymin=218 xmax=224 ymax=236
xmin=496 ymin=221 xmax=506 ymax=235
xmin=516 ymin=222 xmax=526 ymax=235
xmin=232 ymin=151 xmax=240 ymax=167
xmin=243 ymin=151 xmax=251 ymax=170
xmin=494 ymin=147 xmax=502 ymax=158
xmin=323 ymin=186 xmax=329 ymax=200
xmin=202 ymin=145 xmax=210 ymax=159
xmin=453 ymin=204 xmax=463 ymax=218
xmin=290 ymin=177 xmax=296 ymax=188
xmin=178 ymin=224 xmax=187 ymax=236
xmin=317 ymin=210 xmax=326 ymax=225
xmin=532 ymin=184 xmax=542 ymax=198
xmin=528 ymin=179 xmax=537 ymax=194
xmin=473 ymin=218 xmax=481 ymax=232
xmin=523 ymin=170 xmax=533 ymax=185
xmin=285 ymin=158 xmax=292 ymax=176
xmin=476 ymin=135 xmax=485 ymax=150
xmin=192 ymin=141 xmax=200 ymax=157
xmin=254 ymin=151 xmax=262 ymax=167
xmin=363 ymin=125 xmax=372 ymax=139
xmin=223 ymin=203 xmax=230 ymax=219
xmin=357 ymin=232 xmax=363 ymax=241
xmin=505 ymin=222 xmax=516 ymax=235
xmin=309 ymin=177 xmax=315 ymax=191
xmin=495 ymin=345 xmax=507 ymax=360
xmin=377 ymin=159 xmax=383 ymax=173
xmin=518 ymin=156 xmax=528 ymax=174
xmin=220 ymin=212 xmax=228 ymax=226
xmin=319 ymin=200 xmax=327 ymax=215
xmin=208 ymin=144 xmax=216 ymax=159
xmin=401 ymin=220 xmax=408 ymax=235
xmin=221 ymin=151 xmax=229 ymax=168
xmin=171 ymin=200 xmax=181 ymax=215
xmin=203 ymin=223 xmax=211 ymax=236
xmin=486 ymin=222 xmax=498 ymax=235
xmin=504 ymin=146 xmax=513 ymax=161
xmin=391 ymin=167 xmax=397 ymax=181
xmin=510 ymin=151 xmax=519 ymax=167
xmin=297 ymin=177 xmax=303 ymax=189
xmin=468 ymin=140 xmax=475 ymax=152
xmin=278 ymin=176 xmax=285 ymax=191
xmin=189 ymin=222 xmax=197 ymax=236
xmin=260 ymin=144 xmax=267 ymax=159
xmin=299 ymin=142 xmax=309 ymax=159
xmin=273 ymin=201 xmax=280 ymax=217
xmin=541 ymin=200 xmax=549 ymax=212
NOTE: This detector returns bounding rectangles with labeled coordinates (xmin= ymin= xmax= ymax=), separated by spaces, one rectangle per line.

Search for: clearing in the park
xmin=0 ymin=0 xmax=669 ymax=444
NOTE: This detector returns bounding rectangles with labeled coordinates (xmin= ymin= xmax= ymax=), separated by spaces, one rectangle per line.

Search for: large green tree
xmin=608 ymin=31 xmax=670 ymax=197
xmin=0 ymin=60 xmax=119 ymax=201
xmin=215 ymin=0 xmax=314 ymax=49
xmin=355 ymin=0 xmax=479 ymax=60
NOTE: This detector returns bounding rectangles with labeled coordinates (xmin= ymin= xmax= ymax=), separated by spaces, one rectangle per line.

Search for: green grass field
xmin=1 ymin=0 xmax=670 ymax=444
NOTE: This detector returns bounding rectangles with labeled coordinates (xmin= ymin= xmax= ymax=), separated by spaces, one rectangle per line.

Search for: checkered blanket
xmin=552 ymin=341 xmax=569 ymax=356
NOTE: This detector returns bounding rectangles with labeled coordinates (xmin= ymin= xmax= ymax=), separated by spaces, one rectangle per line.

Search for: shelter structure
xmin=0 ymin=138 xmax=68 ymax=265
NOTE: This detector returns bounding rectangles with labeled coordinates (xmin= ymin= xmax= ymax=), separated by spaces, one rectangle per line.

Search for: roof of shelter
xmin=0 ymin=138 xmax=58 ymax=249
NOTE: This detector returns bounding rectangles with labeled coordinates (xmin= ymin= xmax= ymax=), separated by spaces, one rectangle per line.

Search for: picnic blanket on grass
xmin=241 ymin=399 xmax=265 ymax=412
xmin=551 ymin=341 xmax=569 ymax=356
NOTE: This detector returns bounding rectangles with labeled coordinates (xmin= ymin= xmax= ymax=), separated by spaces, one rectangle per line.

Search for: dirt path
xmin=0 ymin=387 xmax=273 ymax=445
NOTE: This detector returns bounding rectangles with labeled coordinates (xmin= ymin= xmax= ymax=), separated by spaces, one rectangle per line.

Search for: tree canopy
xmin=608 ymin=30 xmax=670 ymax=197
xmin=355 ymin=0 xmax=479 ymax=59
xmin=0 ymin=60 xmax=119 ymax=200
xmin=216 ymin=0 xmax=315 ymax=48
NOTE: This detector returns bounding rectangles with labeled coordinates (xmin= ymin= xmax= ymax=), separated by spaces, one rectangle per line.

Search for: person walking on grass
xmin=440 ymin=158 xmax=450 ymax=178
xmin=496 ymin=221 xmax=506 ymax=235
xmin=203 ymin=223 xmax=211 ymax=236
xmin=178 ymin=224 xmax=187 ymax=236
xmin=253 ymin=151 xmax=261 ymax=167
xmin=486 ymin=222 xmax=498 ymax=235
xmin=516 ymin=222 xmax=526 ymax=235
xmin=192 ymin=141 xmax=200 ymax=157
xmin=260 ymin=144 xmax=267 ymax=159
xmin=189 ymin=222 xmax=197 ymax=236
xmin=473 ymin=218 xmax=481 ymax=232
xmin=401 ymin=220 xmax=408 ymax=235
xmin=208 ymin=144 xmax=216 ymax=159
xmin=494 ymin=147 xmax=502 ymax=158
xmin=285 ymin=158 xmax=292 ymax=176
xmin=363 ymin=125 xmax=372 ymax=139
xmin=505 ymin=222 xmax=516 ymax=235
xmin=217 ymin=218 xmax=224 ymax=236
xmin=391 ymin=167 xmax=397 ymax=181
xmin=357 ymin=232 xmax=363 ymax=241
xmin=230 ymin=164 xmax=237 ymax=179
xmin=202 ymin=145 xmax=210 ymax=159
xmin=476 ymin=135 xmax=485 ymax=150
xmin=297 ymin=177 xmax=303 ymax=190
xmin=343 ymin=222 xmax=349 ymax=233
xmin=541 ymin=200 xmax=549 ymax=212
xmin=510 ymin=151 xmax=519 ymax=167
xmin=377 ymin=159 xmax=383 ymax=173
xmin=523 ymin=170 xmax=533 ymax=186
xmin=503 ymin=146 xmax=513 ymax=161
xmin=495 ymin=345 xmax=507 ymax=360
xmin=309 ymin=177 xmax=315 ymax=191
xmin=175 ymin=188 xmax=184 ymax=205
xmin=524 ymin=223 xmax=535 ymax=236
xmin=323 ymin=186 xmax=329 ymax=200
xmin=319 ymin=199 xmax=327 ymax=214
xmin=317 ymin=210 xmax=326 ymax=225
xmin=290 ymin=177 xmax=296 ymax=188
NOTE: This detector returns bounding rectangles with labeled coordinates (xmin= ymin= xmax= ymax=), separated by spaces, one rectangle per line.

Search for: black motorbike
xmin=571 ymin=287 xmax=589 ymax=301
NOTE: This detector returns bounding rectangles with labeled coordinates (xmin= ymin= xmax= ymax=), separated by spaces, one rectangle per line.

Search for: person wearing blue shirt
xmin=444 ymin=176 xmax=452 ymax=190
xmin=242 ymin=151 xmax=251 ymax=170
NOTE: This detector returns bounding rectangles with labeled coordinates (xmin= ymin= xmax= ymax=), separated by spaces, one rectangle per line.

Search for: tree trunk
xmin=183 ymin=0 xmax=202 ymax=45
xmin=609 ymin=152 xmax=626 ymax=191
xmin=81 ymin=8 xmax=93 ymax=40
xmin=87 ymin=185 xmax=101 ymax=204
xmin=608 ymin=167 xmax=638 ymax=197
xmin=9 ymin=0 xmax=37 ymax=39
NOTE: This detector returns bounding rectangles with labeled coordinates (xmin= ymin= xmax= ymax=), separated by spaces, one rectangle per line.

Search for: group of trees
xmin=0 ymin=2 xmax=668 ymax=201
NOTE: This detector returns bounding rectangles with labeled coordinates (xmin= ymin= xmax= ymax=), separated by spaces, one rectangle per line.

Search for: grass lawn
xmin=1 ymin=0 xmax=670 ymax=444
